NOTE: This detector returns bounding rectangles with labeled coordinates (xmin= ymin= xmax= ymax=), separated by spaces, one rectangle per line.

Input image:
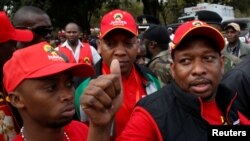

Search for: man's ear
xmin=220 ymin=55 xmax=226 ymax=75
xmin=8 ymin=91 xmax=25 ymax=109
xmin=96 ymin=39 xmax=101 ymax=54
xmin=170 ymin=61 xmax=175 ymax=79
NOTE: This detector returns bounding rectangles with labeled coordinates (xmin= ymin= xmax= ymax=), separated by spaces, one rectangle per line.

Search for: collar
xmin=61 ymin=40 xmax=83 ymax=48
xmin=152 ymin=50 xmax=169 ymax=60
xmin=171 ymin=81 xmax=238 ymax=124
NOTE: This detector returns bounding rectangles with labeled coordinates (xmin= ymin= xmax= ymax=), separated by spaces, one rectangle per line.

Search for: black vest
xmin=137 ymin=82 xmax=240 ymax=141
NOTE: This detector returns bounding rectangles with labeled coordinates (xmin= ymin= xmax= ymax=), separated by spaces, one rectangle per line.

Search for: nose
xmin=192 ymin=59 xmax=207 ymax=76
xmin=60 ymin=88 xmax=74 ymax=102
xmin=114 ymin=42 xmax=127 ymax=57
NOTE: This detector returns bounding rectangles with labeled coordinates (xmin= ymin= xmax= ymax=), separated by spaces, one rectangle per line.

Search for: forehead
xmin=16 ymin=13 xmax=51 ymax=28
xmin=65 ymin=24 xmax=79 ymax=31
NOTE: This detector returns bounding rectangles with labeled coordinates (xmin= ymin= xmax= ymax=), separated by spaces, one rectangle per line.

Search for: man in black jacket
xmin=82 ymin=20 xmax=250 ymax=141
xmin=222 ymin=54 xmax=250 ymax=119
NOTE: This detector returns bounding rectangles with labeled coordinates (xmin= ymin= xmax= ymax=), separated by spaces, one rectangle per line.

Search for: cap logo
xmin=110 ymin=13 xmax=127 ymax=26
xmin=43 ymin=44 xmax=64 ymax=62
xmin=192 ymin=21 xmax=203 ymax=27
xmin=83 ymin=57 xmax=90 ymax=65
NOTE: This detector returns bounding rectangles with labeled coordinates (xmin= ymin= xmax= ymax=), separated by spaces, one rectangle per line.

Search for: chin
xmin=48 ymin=117 xmax=73 ymax=128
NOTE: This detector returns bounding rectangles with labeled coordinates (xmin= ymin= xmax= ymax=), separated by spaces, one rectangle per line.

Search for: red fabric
xmin=238 ymin=111 xmax=250 ymax=125
xmin=102 ymin=62 xmax=147 ymax=140
xmin=117 ymin=106 xmax=162 ymax=141
xmin=58 ymin=43 xmax=93 ymax=65
xmin=57 ymin=47 xmax=76 ymax=63
xmin=0 ymin=99 xmax=19 ymax=141
xmin=201 ymin=100 xmax=225 ymax=125
xmin=3 ymin=42 xmax=94 ymax=93
xmin=100 ymin=9 xmax=138 ymax=39
xmin=13 ymin=120 xmax=88 ymax=141
xmin=118 ymin=103 xmax=250 ymax=141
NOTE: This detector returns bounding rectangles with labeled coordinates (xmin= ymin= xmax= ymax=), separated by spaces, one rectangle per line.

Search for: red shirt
xmin=102 ymin=62 xmax=147 ymax=139
xmin=13 ymin=120 xmax=88 ymax=141
xmin=117 ymin=102 xmax=250 ymax=141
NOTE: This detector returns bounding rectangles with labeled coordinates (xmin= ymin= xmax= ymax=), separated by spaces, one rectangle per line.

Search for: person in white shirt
xmin=57 ymin=22 xmax=101 ymax=65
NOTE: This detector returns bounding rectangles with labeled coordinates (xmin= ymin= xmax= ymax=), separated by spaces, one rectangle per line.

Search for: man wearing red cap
xmin=2 ymin=40 xmax=122 ymax=141
xmin=0 ymin=11 xmax=33 ymax=141
xmin=75 ymin=9 xmax=160 ymax=140
xmin=82 ymin=20 xmax=250 ymax=141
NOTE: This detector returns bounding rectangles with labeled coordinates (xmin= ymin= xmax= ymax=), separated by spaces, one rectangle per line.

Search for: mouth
xmin=61 ymin=104 xmax=75 ymax=117
xmin=191 ymin=83 xmax=210 ymax=93
xmin=190 ymin=79 xmax=211 ymax=93
xmin=118 ymin=61 xmax=129 ymax=67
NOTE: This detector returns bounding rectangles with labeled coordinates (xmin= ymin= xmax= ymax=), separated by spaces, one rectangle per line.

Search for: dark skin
xmin=81 ymin=59 xmax=122 ymax=141
xmin=170 ymin=38 xmax=225 ymax=101
xmin=225 ymin=27 xmax=240 ymax=48
xmin=65 ymin=23 xmax=80 ymax=52
xmin=13 ymin=12 xmax=52 ymax=48
xmin=9 ymin=72 xmax=75 ymax=141
xmin=98 ymin=29 xmax=139 ymax=78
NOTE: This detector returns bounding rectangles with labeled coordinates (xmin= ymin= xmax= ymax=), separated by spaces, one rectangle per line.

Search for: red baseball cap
xmin=100 ymin=9 xmax=138 ymax=39
xmin=3 ymin=42 xmax=94 ymax=93
xmin=0 ymin=11 xmax=33 ymax=43
xmin=170 ymin=20 xmax=225 ymax=52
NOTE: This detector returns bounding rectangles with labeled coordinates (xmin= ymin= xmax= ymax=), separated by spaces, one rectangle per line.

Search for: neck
xmin=228 ymin=40 xmax=239 ymax=48
xmin=67 ymin=40 xmax=78 ymax=48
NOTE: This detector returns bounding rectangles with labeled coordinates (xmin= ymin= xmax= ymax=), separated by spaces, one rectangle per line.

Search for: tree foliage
xmin=0 ymin=0 xmax=249 ymax=33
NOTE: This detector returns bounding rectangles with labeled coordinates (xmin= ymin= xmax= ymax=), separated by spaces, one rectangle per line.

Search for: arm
xmin=117 ymin=106 xmax=162 ymax=141
xmin=80 ymin=59 xmax=123 ymax=141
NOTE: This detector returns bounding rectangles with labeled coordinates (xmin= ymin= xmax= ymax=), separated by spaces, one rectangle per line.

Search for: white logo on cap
xmin=43 ymin=45 xmax=64 ymax=62
xmin=110 ymin=13 xmax=127 ymax=26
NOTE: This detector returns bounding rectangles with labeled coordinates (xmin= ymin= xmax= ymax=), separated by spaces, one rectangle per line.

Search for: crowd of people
xmin=0 ymin=5 xmax=250 ymax=141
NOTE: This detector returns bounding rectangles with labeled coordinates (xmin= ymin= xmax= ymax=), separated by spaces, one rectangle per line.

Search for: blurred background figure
xmin=223 ymin=22 xmax=250 ymax=73
xmin=12 ymin=6 xmax=53 ymax=49
xmin=142 ymin=24 xmax=172 ymax=87
xmin=57 ymin=29 xmax=66 ymax=45
xmin=0 ymin=11 xmax=33 ymax=141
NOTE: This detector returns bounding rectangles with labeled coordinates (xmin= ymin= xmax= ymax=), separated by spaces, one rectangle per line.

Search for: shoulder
xmin=137 ymin=85 xmax=173 ymax=109
xmin=64 ymin=120 xmax=88 ymax=140
xmin=135 ymin=64 xmax=157 ymax=78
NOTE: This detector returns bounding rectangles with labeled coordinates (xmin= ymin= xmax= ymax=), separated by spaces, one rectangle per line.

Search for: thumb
xmin=110 ymin=59 xmax=121 ymax=75
xmin=109 ymin=59 xmax=123 ymax=114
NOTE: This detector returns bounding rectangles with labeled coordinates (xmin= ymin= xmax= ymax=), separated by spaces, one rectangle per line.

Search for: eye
xmin=46 ymin=83 xmax=57 ymax=92
xmin=204 ymin=56 xmax=216 ymax=62
xmin=179 ymin=58 xmax=191 ymax=65
xmin=66 ymin=80 xmax=74 ymax=88
xmin=105 ymin=41 xmax=117 ymax=48
xmin=123 ymin=41 xmax=136 ymax=49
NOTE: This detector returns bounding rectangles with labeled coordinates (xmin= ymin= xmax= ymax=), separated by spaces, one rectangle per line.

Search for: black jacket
xmin=222 ymin=55 xmax=250 ymax=118
xmin=137 ymin=81 xmax=240 ymax=141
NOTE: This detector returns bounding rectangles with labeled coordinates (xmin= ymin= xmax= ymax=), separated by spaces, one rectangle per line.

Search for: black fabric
xmin=222 ymin=54 xmax=250 ymax=118
xmin=143 ymin=25 xmax=170 ymax=44
xmin=137 ymin=81 xmax=240 ymax=141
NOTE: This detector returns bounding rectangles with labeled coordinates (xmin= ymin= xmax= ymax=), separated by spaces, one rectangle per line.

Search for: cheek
xmin=172 ymin=65 xmax=190 ymax=87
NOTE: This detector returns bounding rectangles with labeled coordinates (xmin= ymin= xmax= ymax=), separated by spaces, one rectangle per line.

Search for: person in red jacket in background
xmin=0 ymin=11 xmax=33 ymax=141
xmin=57 ymin=22 xmax=101 ymax=65
xmin=82 ymin=20 xmax=250 ymax=141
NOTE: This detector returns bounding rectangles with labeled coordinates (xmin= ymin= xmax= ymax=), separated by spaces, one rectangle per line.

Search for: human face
xmin=13 ymin=72 xmax=75 ymax=128
xmin=65 ymin=23 xmax=80 ymax=44
xmin=99 ymin=29 xmax=138 ymax=77
xmin=225 ymin=28 xmax=239 ymax=43
xmin=15 ymin=14 xmax=52 ymax=48
xmin=170 ymin=39 xmax=225 ymax=101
